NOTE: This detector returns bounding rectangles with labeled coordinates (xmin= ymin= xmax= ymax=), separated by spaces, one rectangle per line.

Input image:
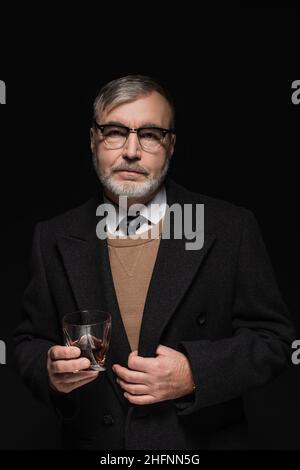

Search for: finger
xmin=116 ymin=378 xmax=149 ymax=395
xmin=55 ymin=371 xmax=99 ymax=384
xmin=51 ymin=357 xmax=91 ymax=373
xmin=127 ymin=353 xmax=156 ymax=372
xmin=155 ymin=344 xmax=172 ymax=355
xmin=130 ymin=350 xmax=138 ymax=356
xmin=49 ymin=346 xmax=81 ymax=361
xmin=113 ymin=364 xmax=148 ymax=384
xmin=123 ymin=392 xmax=156 ymax=405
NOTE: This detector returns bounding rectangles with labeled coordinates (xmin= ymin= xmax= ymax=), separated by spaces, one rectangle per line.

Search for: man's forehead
xmin=100 ymin=92 xmax=172 ymax=125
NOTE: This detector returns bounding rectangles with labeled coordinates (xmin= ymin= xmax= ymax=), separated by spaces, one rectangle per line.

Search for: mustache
xmin=111 ymin=163 xmax=149 ymax=175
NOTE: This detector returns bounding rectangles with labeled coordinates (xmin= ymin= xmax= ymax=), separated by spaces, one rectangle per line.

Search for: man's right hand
xmin=47 ymin=345 xmax=99 ymax=394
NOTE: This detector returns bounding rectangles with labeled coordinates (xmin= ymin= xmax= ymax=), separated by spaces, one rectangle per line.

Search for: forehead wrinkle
xmin=102 ymin=120 xmax=165 ymax=129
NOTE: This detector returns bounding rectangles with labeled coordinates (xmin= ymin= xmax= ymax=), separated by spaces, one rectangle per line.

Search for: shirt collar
xmin=103 ymin=185 xmax=167 ymax=235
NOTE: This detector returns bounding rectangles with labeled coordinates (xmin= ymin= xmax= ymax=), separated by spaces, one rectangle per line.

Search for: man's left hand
xmin=112 ymin=345 xmax=195 ymax=405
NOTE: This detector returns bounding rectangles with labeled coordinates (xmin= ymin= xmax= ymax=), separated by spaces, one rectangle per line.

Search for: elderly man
xmin=14 ymin=75 xmax=295 ymax=450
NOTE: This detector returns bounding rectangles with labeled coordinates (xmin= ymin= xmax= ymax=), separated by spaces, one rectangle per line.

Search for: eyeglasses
xmin=93 ymin=121 xmax=174 ymax=153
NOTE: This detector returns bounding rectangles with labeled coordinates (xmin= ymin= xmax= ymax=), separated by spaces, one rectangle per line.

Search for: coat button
xmin=103 ymin=414 xmax=114 ymax=425
xmin=197 ymin=313 xmax=206 ymax=326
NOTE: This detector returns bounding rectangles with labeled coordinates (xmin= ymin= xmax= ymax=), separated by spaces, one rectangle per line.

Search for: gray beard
xmin=92 ymin=154 xmax=170 ymax=199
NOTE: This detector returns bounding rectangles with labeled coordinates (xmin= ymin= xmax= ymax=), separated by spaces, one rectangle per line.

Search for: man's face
xmin=90 ymin=91 xmax=176 ymax=201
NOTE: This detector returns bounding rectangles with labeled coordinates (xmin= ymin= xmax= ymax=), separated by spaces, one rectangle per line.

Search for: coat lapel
xmin=138 ymin=180 xmax=216 ymax=357
xmin=138 ymin=232 xmax=215 ymax=358
xmin=56 ymin=196 xmax=131 ymax=410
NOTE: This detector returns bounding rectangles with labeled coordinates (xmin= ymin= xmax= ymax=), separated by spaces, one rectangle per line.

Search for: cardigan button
xmin=103 ymin=414 xmax=114 ymax=425
xmin=197 ymin=313 xmax=206 ymax=326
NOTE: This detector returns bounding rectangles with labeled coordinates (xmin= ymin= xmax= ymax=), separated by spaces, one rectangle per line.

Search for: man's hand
xmin=47 ymin=345 xmax=99 ymax=394
xmin=112 ymin=344 xmax=195 ymax=405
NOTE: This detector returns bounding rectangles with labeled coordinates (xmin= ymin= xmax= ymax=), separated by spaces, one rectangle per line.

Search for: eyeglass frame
xmin=92 ymin=120 xmax=175 ymax=151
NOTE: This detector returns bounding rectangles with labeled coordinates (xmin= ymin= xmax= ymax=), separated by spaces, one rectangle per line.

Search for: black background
xmin=0 ymin=7 xmax=299 ymax=450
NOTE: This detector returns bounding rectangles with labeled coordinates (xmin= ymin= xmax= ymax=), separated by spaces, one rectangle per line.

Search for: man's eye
xmin=105 ymin=128 xmax=126 ymax=137
xmin=140 ymin=130 xmax=161 ymax=140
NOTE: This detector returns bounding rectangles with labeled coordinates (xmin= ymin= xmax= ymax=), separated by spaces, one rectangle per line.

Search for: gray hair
xmin=93 ymin=75 xmax=175 ymax=129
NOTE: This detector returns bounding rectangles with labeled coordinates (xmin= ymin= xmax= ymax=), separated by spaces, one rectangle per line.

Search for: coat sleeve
xmin=13 ymin=222 xmax=78 ymax=419
xmin=175 ymin=209 xmax=296 ymax=415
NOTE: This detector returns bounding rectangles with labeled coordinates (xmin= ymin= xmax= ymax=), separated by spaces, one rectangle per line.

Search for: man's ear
xmin=90 ymin=127 xmax=95 ymax=152
xmin=169 ymin=133 xmax=176 ymax=158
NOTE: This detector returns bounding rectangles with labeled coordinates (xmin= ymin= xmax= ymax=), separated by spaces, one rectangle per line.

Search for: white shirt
xmin=104 ymin=185 xmax=167 ymax=236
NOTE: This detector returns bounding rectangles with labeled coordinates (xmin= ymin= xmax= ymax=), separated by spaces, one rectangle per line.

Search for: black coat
xmin=14 ymin=178 xmax=295 ymax=450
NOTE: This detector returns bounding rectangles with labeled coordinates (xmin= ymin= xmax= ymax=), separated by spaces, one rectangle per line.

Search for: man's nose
xmin=122 ymin=132 xmax=141 ymax=159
